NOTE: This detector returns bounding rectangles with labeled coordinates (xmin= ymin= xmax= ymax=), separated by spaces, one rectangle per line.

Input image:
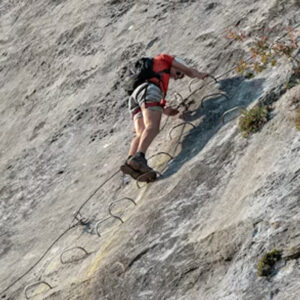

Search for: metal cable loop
xmin=111 ymin=261 xmax=125 ymax=274
xmin=24 ymin=281 xmax=53 ymax=299
xmin=132 ymin=153 xmax=174 ymax=188
xmin=174 ymin=92 xmax=190 ymax=110
xmin=173 ymin=123 xmax=186 ymax=156
xmin=95 ymin=216 xmax=112 ymax=237
xmin=60 ymin=247 xmax=89 ymax=264
xmin=188 ymin=78 xmax=199 ymax=92
xmin=136 ymin=171 xmax=162 ymax=189
xmin=160 ymin=92 xmax=185 ymax=131
xmin=70 ymin=212 xmax=90 ymax=228
xmin=176 ymin=20 xmax=300 ymax=112
xmin=71 ymin=169 xmax=121 ymax=225
xmin=178 ymin=101 xmax=190 ymax=111
xmin=108 ymin=197 xmax=137 ymax=223
xmin=169 ymin=122 xmax=196 ymax=140
xmin=175 ymin=84 xmax=205 ymax=110
xmin=174 ymin=92 xmax=184 ymax=103
xmin=188 ymin=75 xmax=218 ymax=93
xmin=175 ymin=76 xmax=213 ymax=110
xmin=160 ymin=115 xmax=170 ymax=132
xmin=147 ymin=152 xmax=174 ymax=161
xmin=0 ymin=224 xmax=78 ymax=296
xmin=200 ymin=92 xmax=230 ymax=108
xmin=221 ymin=106 xmax=245 ymax=124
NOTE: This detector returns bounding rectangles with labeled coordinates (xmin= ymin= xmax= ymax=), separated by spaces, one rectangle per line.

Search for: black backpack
xmin=122 ymin=57 xmax=169 ymax=96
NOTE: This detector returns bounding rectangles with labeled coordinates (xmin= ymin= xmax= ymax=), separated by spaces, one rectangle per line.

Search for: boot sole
xmin=127 ymin=159 xmax=153 ymax=174
xmin=120 ymin=164 xmax=141 ymax=180
xmin=121 ymin=164 xmax=156 ymax=182
xmin=137 ymin=170 xmax=157 ymax=182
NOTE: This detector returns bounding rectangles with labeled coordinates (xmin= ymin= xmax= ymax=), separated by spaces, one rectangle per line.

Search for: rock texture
xmin=0 ymin=0 xmax=300 ymax=299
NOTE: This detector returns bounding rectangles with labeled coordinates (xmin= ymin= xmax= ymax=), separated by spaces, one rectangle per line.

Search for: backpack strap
xmin=133 ymin=82 xmax=149 ymax=97
xmin=149 ymin=68 xmax=170 ymax=98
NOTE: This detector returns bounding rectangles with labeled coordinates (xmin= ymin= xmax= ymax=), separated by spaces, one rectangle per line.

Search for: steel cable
xmin=0 ymin=223 xmax=79 ymax=296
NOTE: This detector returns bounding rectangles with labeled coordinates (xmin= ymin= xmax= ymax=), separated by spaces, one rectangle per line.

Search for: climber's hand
xmin=197 ymin=72 xmax=210 ymax=80
xmin=163 ymin=107 xmax=179 ymax=116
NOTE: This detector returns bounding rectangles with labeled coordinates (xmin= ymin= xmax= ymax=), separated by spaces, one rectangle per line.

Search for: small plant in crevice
xmin=225 ymin=26 xmax=300 ymax=78
xmin=257 ymin=249 xmax=282 ymax=277
xmin=295 ymin=107 xmax=300 ymax=130
xmin=285 ymin=73 xmax=300 ymax=90
xmin=238 ymin=105 xmax=269 ymax=137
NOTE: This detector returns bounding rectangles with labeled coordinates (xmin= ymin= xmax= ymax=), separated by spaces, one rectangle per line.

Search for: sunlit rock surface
xmin=0 ymin=0 xmax=299 ymax=299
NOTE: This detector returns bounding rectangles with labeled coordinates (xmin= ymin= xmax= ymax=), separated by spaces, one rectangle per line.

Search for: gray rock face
xmin=0 ymin=0 xmax=300 ymax=299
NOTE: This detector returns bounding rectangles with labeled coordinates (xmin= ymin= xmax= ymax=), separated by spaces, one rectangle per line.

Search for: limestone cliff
xmin=0 ymin=0 xmax=300 ymax=299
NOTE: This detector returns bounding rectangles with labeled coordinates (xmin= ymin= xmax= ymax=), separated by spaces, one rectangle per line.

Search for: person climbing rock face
xmin=121 ymin=54 xmax=209 ymax=182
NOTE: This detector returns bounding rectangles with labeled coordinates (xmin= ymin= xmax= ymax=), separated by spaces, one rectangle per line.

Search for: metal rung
xmin=174 ymin=92 xmax=184 ymax=102
xmin=188 ymin=78 xmax=199 ymax=92
xmin=221 ymin=106 xmax=245 ymax=124
xmin=111 ymin=261 xmax=125 ymax=275
xmin=169 ymin=122 xmax=196 ymax=140
xmin=60 ymin=247 xmax=89 ymax=264
xmin=188 ymin=75 xmax=217 ymax=93
xmin=95 ymin=216 xmax=113 ymax=237
xmin=24 ymin=281 xmax=53 ymax=299
xmin=177 ymin=101 xmax=189 ymax=111
xmin=148 ymin=152 xmax=174 ymax=161
xmin=200 ymin=92 xmax=229 ymax=108
xmin=108 ymin=198 xmax=137 ymax=223
xmin=136 ymin=171 xmax=162 ymax=189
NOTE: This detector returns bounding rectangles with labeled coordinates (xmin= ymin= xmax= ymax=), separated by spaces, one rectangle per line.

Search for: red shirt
xmin=149 ymin=54 xmax=174 ymax=95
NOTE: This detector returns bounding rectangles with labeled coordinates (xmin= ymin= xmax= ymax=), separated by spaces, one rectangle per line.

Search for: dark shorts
xmin=128 ymin=83 xmax=163 ymax=120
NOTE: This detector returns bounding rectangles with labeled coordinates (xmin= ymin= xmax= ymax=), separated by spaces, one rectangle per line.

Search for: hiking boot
xmin=120 ymin=155 xmax=157 ymax=182
xmin=127 ymin=154 xmax=153 ymax=174
xmin=120 ymin=158 xmax=142 ymax=180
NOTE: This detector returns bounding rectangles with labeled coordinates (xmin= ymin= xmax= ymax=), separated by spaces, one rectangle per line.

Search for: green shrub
xmin=257 ymin=249 xmax=282 ymax=277
xmin=238 ymin=105 xmax=269 ymax=137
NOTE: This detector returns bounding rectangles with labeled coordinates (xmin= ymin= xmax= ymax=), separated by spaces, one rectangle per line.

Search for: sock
xmin=136 ymin=151 xmax=145 ymax=158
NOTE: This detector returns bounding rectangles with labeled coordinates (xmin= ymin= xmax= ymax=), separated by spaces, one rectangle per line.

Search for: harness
xmin=131 ymin=78 xmax=167 ymax=119
xmin=131 ymin=98 xmax=166 ymax=118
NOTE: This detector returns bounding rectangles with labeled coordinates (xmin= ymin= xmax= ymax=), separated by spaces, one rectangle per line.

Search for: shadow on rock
xmin=162 ymin=76 xmax=266 ymax=178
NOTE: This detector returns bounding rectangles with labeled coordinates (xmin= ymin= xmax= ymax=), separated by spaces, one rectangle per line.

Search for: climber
xmin=121 ymin=54 xmax=209 ymax=182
